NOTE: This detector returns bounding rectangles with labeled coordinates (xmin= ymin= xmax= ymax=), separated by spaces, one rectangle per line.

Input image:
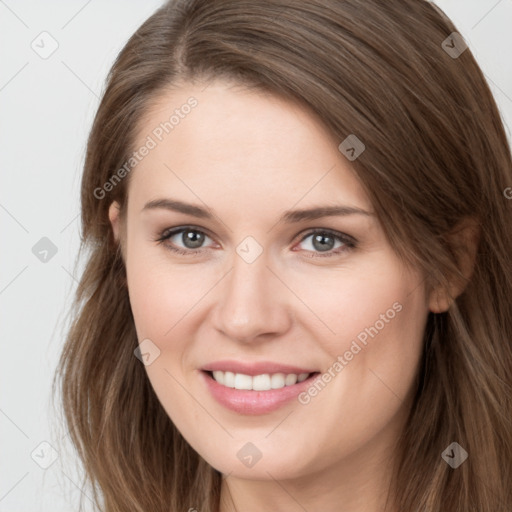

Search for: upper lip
xmin=201 ymin=360 xmax=317 ymax=376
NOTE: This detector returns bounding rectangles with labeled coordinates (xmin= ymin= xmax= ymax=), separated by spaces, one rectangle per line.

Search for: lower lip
xmin=200 ymin=370 xmax=320 ymax=415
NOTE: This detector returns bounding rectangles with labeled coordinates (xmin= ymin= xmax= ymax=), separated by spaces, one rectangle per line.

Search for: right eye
xmin=155 ymin=226 xmax=216 ymax=256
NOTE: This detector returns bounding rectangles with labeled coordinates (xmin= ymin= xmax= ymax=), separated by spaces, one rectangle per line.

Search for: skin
xmin=108 ymin=79 xmax=458 ymax=512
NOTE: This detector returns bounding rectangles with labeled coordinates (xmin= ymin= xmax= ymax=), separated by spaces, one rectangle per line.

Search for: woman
xmin=53 ymin=0 xmax=512 ymax=511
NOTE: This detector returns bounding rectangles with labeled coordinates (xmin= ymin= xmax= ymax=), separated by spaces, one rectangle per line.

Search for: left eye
xmin=295 ymin=230 xmax=355 ymax=257
xmin=155 ymin=227 xmax=356 ymax=258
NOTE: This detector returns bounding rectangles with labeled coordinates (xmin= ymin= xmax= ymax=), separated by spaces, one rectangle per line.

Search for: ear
xmin=108 ymin=201 xmax=121 ymax=242
xmin=428 ymin=217 xmax=480 ymax=313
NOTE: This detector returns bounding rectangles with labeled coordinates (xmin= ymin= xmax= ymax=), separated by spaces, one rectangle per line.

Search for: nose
xmin=212 ymin=248 xmax=293 ymax=343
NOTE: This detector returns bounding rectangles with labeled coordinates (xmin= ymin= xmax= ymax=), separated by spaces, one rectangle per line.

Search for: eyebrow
xmin=142 ymin=198 xmax=373 ymax=223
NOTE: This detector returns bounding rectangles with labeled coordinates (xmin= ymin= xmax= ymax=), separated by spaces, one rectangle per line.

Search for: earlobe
xmin=108 ymin=201 xmax=121 ymax=242
xmin=428 ymin=288 xmax=452 ymax=314
xmin=428 ymin=217 xmax=480 ymax=313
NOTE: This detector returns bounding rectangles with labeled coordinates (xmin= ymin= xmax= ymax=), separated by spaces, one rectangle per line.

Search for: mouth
xmin=203 ymin=369 xmax=319 ymax=390
xmin=200 ymin=370 xmax=321 ymax=415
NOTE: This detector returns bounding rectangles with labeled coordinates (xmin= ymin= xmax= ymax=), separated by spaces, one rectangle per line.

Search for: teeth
xmin=211 ymin=371 xmax=311 ymax=390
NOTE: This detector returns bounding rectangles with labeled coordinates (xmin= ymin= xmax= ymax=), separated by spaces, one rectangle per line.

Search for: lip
xmin=200 ymin=369 xmax=321 ymax=415
xmin=201 ymin=360 xmax=317 ymax=376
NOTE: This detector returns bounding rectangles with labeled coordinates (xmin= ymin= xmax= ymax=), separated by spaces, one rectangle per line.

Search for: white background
xmin=1 ymin=1 xmax=511 ymax=510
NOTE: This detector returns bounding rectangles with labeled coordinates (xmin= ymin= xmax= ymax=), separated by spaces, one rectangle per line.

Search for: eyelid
xmin=293 ymin=228 xmax=356 ymax=258
xmin=155 ymin=225 xmax=357 ymax=257
xmin=296 ymin=227 xmax=356 ymax=245
xmin=155 ymin=225 xmax=217 ymax=252
xmin=158 ymin=225 xmax=215 ymax=243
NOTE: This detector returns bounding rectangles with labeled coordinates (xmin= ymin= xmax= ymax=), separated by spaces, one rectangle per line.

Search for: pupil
xmin=180 ymin=231 xmax=334 ymax=251
xmin=184 ymin=230 xmax=204 ymax=248
xmin=313 ymin=234 xmax=333 ymax=252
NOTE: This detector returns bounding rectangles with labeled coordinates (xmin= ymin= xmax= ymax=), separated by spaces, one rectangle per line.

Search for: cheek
xmin=294 ymin=259 xmax=428 ymax=401
xmin=288 ymin=263 xmax=425 ymax=356
xmin=306 ymin=265 xmax=428 ymax=424
xmin=124 ymin=248 xmax=211 ymax=429
xmin=124 ymin=221 xmax=212 ymax=339
xmin=126 ymin=257 xmax=206 ymax=341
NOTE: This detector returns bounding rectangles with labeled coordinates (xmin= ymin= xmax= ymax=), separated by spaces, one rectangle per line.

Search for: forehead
xmin=127 ymin=80 xmax=372 ymax=216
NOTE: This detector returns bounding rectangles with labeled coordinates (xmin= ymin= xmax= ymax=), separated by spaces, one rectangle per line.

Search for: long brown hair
xmin=53 ymin=1 xmax=512 ymax=510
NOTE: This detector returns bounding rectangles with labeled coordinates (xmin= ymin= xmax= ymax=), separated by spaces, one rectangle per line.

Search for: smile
xmin=201 ymin=370 xmax=321 ymax=415
xmin=210 ymin=370 xmax=311 ymax=390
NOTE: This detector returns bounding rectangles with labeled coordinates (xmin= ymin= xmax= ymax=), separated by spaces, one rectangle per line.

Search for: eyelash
xmin=154 ymin=226 xmax=357 ymax=259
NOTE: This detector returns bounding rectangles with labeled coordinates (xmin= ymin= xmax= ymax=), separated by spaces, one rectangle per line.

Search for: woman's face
xmin=109 ymin=80 xmax=430 ymax=482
